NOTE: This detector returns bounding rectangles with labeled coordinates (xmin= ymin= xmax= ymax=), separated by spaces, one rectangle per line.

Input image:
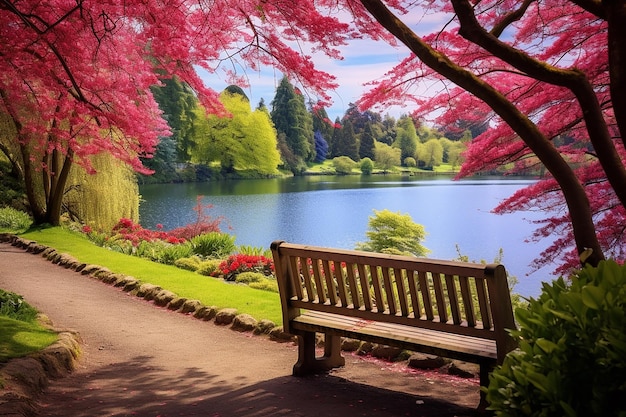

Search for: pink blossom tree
xmin=352 ymin=0 xmax=625 ymax=273
xmin=0 ymin=0 xmax=359 ymax=225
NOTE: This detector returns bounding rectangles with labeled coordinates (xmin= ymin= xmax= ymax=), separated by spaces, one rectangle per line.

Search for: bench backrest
xmin=271 ymin=241 xmax=517 ymax=361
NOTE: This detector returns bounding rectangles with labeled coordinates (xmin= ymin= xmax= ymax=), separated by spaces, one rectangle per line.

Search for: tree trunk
xmin=606 ymin=0 xmax=626 ymax=148
xmin=359 ymin=0 xmax=605 ymax=266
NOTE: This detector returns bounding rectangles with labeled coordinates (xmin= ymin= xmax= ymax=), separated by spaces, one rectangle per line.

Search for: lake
xmin=139 ymin=175 xmax=554 ymax=298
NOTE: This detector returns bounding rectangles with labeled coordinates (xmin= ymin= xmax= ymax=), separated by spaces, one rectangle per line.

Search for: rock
xmin=447 ymin=361 xmax=478 ymax=379
xmin=268 ymin=327 xmax=296 ymax=343
xmin=154 ymin=290 xmax=177 ymax=307
xmin=408 ymin=353 xmax=448 ymax=370
xmin=122 ymin=278 xmax=139 ymax=292
xmin=254 ymin=319 xmax=276 ymax=335
xmin=341 ymin=338 xmax=362 ymax=352
xmin=231 ymin=314 xmax=258 ymax=332
xmin=136 ymin=283 xmax=162 ymax=300
xmin=80 ymin=264 xmax=101 ymax=275
xmin=371 ymin=345 xmax=403 ymax=361
xmin=215 ymin=308 xmax=238 ymax=325
xmin=357 ymin=341 xmax=375 ymax=356
xmin=179 ymin=299 xmax=202 ymax=314
xmin=167 ymin=297 xmax=187 ymax=311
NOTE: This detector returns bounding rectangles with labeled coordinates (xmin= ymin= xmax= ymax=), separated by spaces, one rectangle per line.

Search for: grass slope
xmin=0 ymin=316 xmax=57 ymax=362
xmin=21 ymin=228 xmax=283 ymax=324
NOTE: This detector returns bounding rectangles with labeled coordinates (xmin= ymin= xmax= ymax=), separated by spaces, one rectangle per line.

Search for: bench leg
xmin=292 ymin=331 xmax=345 ymax=376
xmin=478 ymin=360 xmax=494 ymax=412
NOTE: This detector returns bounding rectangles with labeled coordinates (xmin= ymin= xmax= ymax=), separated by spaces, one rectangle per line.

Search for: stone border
xmin=0 ymin=233 xmax=480 ymax=414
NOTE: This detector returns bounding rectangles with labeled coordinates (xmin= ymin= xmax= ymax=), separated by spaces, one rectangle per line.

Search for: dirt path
xmin=0 ymin=243 xmax=481 ymax=417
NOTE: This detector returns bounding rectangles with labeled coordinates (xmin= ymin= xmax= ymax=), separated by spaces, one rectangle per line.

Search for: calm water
xmin=139 ymin=175 xmax=553 ymax=297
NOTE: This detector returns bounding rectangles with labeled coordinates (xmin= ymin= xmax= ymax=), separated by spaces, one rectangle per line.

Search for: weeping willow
xmin=64 ymin=153 xmax=139 ymax=231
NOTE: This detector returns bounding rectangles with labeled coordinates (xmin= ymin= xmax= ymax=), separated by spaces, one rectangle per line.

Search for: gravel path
xmin=0 ymin=242 xmax=481 ymax=417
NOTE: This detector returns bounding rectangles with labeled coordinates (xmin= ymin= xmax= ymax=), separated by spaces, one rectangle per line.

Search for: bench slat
xmin=446 ymin=274 xmax=462 ymax=325
xmin=301 ymin=256 xmax=316 ymax=302
xmin=334 ymin=260 xmax=349 ymax=307
xmin=418 ymin=270 xmax=434 ymax=320
xmin=475 ymin=277 xmax=492 ymax=330
xmin=432 ymin=272 xmax=448 ymax=323
xmin=345 ymin=263 xmax=361 ymax=309
xmin=288 ymin=256 xmax=304 ymax=300
xmin=311 ymin=258 xmax=326 ymax=304
xmin=407 ymin=269 xmax=421 ymax=319
xmin=381 ymin=267 xmax=396 ymax=315
xmin=369 ymin=265 xmax=385 ymax=313
xmin=394 ymin=268 xmax=410 ymax=316
xmin=357 ymin=263 xmax=373 ymax=311
xmin=293 ymin=310 xmax=498 ymax=362
xmin=459 ymin=276 xmax=476 ymax=327
xmin=321 ymin=259 xmax=337 ymax=306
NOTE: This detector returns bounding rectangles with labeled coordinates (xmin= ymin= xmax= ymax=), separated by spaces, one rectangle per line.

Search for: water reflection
xmin=139 ymin=175 xmax=551 ymax=297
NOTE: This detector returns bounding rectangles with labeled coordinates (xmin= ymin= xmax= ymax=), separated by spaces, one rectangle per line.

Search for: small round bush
xmin=196 ymin=259 xmax=222 ymax=276
xmin=174 ymin=256 xmax=202 ymax=272
xmin=248 ymin=278 xmax=278 ymax=292
xmin=485 ymin=260 xmax=626 ymax=416
xmin=360 ymin=157 xmax=374 ymax=175
xmin=190 ymin=232 xmax=236 ymax=258
xmin=235 ymin=272 xmax=265 ymax=284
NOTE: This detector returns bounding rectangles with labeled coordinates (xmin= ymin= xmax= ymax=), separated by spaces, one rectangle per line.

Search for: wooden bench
xmin=270 ymin=240 xmax=518 ymax=407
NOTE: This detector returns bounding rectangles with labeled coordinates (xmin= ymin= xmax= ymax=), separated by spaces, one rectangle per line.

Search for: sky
xmin=198 ymin=38 xmax=410 ymax=121
xmin=197 ymin=9 xmax=450 ymax=121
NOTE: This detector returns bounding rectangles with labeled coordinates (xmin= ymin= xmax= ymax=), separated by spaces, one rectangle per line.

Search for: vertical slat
xmin=459 ymin=276 xmax=476 ymax=327
xmin=445 ymin=274 xmax=461 ymax=325
xmin=300 ymin=256 xmax=315 ymax=302
xmin=432 ymin=272 xmax=449 ymax=323
xmin=381 ymin=267 xmax=397 ymax=315
xmin=357 ymin=263 xmax=373 ymax=311
xmin=418 ymin=270 xmax=434 ymax=320
xmin=321 ymin=260 xmax=337 ymax=306
xmin=369 ymin=265 xmax=385 ymax=313
xmin=394 ymin=268 xmax=409 ymax=316
xmin=333 ymin=260 xmax=349 ymax=307
xmin=288 ymin=255 xmax=304 ymax=300
xmin=406 ymin=269 xmax=421 ymax=318
xmin=475 ymin=277 xmax=492 ymax=329
xmin=345 ymin=263 xmax=360 ymax=309
xmin=311 ymin=258 xmax=327 ymax=304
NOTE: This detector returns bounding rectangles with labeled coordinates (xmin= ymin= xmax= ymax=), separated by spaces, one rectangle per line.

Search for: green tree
xmin=374 ymin=141 xmax=401 ymax=173
xmin=312 ymin=105 xmax=335 ymax=144
xmin=356 ymin=209 xmax=429 ymax=257
xmin=152 ymin=77 xmax=200 ymax=162
xmin=270 ymin=77 xmax=313 ymax=170
xmin=334 ymin=120 xmax=359 ymax=160
xmin=394 ymin=116 xmax=418 ymax=164
xmin=332 ymin=156 xmax=357 ymax=174
xmin=417 ymin=138 xmax=444 ymax=170
xmin=193 ymin=90 xmax=280 ymax=175
xmin=64 ymin=154 xmax=139 ymax=231
xmin=360 ymin=157 xmax=374 ymax=175
xmin=359 ymin=123 xmax=376 ymax=160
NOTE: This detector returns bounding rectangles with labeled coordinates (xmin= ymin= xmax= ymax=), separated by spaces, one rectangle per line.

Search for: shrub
xmin=196 ymin=259 xmax=223 ymax=276
xmin=235 ymin=271 xmax=265 ymax=284
xmin=332 ymin=156 xmax=357 ymax=174
xmin=237 ymin=245 xmax=271 ymax=258
xmin=360 ymin=157 xmax=374 ymax=175
xmin=0 ymin=207 xmax=32 ymax=232
xmin=403 ymin=157 xmax=416 ymax=167
xmin=190 ymin=232 xmax=236 ymax=258
xmin=485 ymin=260 xmax=626 ymax=416
xmin=218 ymin=254 xmax=274 ymax=281
xmin=174 ymin=256 xmax=202 ymax=272
xmin=355 ymin=209 xmax=429 ymax=257
xmin=0 ymin=290 xmax=38 ymax=322
xmin=167 ymin=196 xmax=225 ymax=239
xmin=249 ymin=278 xmax=278 ymax=292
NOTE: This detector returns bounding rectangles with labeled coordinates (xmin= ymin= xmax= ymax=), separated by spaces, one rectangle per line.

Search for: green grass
xmin=21 ymin=227 xmax=283 ymax=323
xmin=0 ymin=316 xmax=57 ymax=362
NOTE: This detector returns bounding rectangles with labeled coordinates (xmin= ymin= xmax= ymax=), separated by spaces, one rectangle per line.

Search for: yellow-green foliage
xmin=174 ymin=256 xmax=202 ymax=272
xmin=197 ymin=259 xmax=222 ymax=276
xmin=248 ymin=278 xmax=278 ymax=292
xmin=65 ymin=153 xmax=139 ymax=230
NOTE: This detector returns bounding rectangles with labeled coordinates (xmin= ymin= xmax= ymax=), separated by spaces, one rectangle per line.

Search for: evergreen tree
xmin=359 ymin=124 xmax=376 ymax=160
xmin=313 ymin=131 xmax=329 ymax=163
xmin=328 ymin=117 xmax=342 ymax=158
xmin=151 ymin=77 xmax=200 ymax=162
xmin=334 ymin=120 xmax=359 ymax=161
xmin=270 ymin=76 xmax=313 ymax=170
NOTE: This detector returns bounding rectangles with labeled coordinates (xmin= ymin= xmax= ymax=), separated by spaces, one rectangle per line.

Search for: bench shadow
xmin=38 ymin=355 xmax=482 ymax=417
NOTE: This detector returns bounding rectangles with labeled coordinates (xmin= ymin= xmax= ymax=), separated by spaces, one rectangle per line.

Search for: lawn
xmin=21 ymin=228 xmax=283 ymax=324
xmin=0 ymin=316 xmax=57 ymax=362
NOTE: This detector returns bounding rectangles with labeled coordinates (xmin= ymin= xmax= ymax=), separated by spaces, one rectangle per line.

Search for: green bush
xmin=190 ymin=232 xmax=236 ymax=258
xmin=196 ymin=259 xmax=222 ymax=276
xmin=248 ymin=278 xmax=278 ymax=292
xmin=174 ymin=256 xmax=202 ymax=272
xmin=485 ymin=260 xmax=626 ymax=416
xmin=237 ymin=245 xmax=272 ymax=258
xmin=235 ymin=272 xmax=265 ymax=284
xmin=360 ymin=157 xmax=374 ymax=175
xmin=332 ymin=156 xmax=357 ymax=174
xmin=0 ymin=290 xmax=38 ymax=322
xmin=0 ymin=207 xmax=32 ymax=232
